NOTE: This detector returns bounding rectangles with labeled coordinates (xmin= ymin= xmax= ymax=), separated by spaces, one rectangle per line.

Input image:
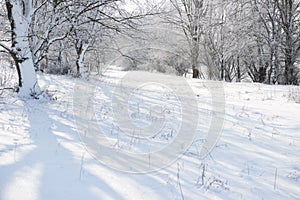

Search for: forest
xmin=0 ymin=0 xmax=299 ymax=97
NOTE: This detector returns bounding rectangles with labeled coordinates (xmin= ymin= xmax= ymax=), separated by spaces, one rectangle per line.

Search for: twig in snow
xmin=14 ymin=143 xmax=17 ymax=162
xmin=177 ymin=162 xmax=184 ymax=200
xmin=274 ymin=167 xmax=278 ymax=190
xmin=148 ymin=151 xmax=151 ymax=169
xmin=79 ymin=152 xmax=85 ymax=180
xmin=196 ymin=163 xmax=206 ymax=186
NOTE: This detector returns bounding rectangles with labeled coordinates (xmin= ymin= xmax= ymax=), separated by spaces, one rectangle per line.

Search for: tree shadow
xmin=0 ymin=99 xmax=125 ymax=200
xmin=0 ymin=93 xmax=178 ymax=200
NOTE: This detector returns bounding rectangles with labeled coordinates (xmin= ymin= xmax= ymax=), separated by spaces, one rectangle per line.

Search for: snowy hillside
xmin=0 ymin=68 xmax=300 ymax=200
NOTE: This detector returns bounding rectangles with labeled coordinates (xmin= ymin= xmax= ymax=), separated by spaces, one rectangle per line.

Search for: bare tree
xmin=276 ymin=0 xmax=300 ymax=84
xmin=0 ymin=0 xmax=43 ymax=97
xmin=0 ymin=0 xmax=71 ymax=96
xmin=30 ymin=0 xmax=71 ymax=71
xmin=65 ymin=0 xmax=163 ymax=76
xmin=169 ymin=0 xmax=207 ymax=78
xmin=0 ymin=0 xmax=163 ymax=96
xmin=251 ymin=0 xmax=300 ymax=84
xmin=202 ymin=0 xmax=249 ymax=82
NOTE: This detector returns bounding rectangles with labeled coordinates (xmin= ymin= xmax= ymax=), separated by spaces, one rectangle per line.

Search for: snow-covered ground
xmin=0 ymin=67 xmax=300 ymax=200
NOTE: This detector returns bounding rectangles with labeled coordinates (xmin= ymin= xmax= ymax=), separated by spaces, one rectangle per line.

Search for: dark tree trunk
xmin=220 ymin=58 xmax=224 ymax=81
xmin=236 ymin=56 xmax=241 ymax=82
xmin=192 ymin=68 xmax=199 ymax=78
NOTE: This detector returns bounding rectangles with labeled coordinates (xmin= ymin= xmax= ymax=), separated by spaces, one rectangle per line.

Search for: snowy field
xmin=0 ymin=67 xmax=300 ymax=200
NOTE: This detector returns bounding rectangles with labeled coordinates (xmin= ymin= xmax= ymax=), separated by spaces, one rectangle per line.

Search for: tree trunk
xmin=220 ymin=58 xmax=224 ymax=81
xmin=225 ymin=60 xmax=231 ymax=82
xmin=267 ymin=49 xmax=274 ymax=84
xmin=284 ymin=49 xmax=295 ymax=84
xmin=236 ymin=56 xmax=241 ymax=82
xmin=283 ymin=33 xmax=296 ymax=84
xmin=6 ymin=0 xmax=40 ymax=97
xmin=75 ymin=41 xmax=89 ymax=77
xmin=191 ymin=40 xmax=200 ymax=78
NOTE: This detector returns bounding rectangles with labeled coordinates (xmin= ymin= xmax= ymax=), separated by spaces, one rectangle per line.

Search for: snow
xmin=1 ymin=67 xmax=300 ymax=200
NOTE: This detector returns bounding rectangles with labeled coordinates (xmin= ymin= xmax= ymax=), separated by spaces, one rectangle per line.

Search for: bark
xmin=236 ymin=56 xmax=241 ymax=82
xmin=220 ymin=58 xmax=224 ymax=81
xmin=75 ymin=40 xmax=90 ymax=76
xmin=191 ymin=41 xmax=200 ymax=78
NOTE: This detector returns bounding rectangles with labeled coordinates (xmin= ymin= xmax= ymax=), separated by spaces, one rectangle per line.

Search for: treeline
xmin=161 ymin=0 xmax=300 ymax=84
xmin=0 ymin=0 xmax=299 ymax=96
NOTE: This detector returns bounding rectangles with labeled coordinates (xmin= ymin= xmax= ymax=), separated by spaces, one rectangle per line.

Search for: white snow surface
xmin=0 ymin=67 xmax=300 ymax=200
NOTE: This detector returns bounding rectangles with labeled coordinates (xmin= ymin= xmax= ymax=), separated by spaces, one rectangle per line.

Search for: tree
xmin=65 ymin=0 xmax=162 ymax=76
xmin=66 ymin=0 xmax=121 ymax=76
xmin=0 ymin=0 xmax=41 ymax=97
xmin=169 ymin=0 xmax=207 ymax=78
xmin=252 ymin=0 xmax=300 ymax=85
xmin=276 ymin=0 xmax=300 ymax=84
xmin=0 ymin=0 xmax=160 ymax=95
xmin=30 ymin=0 xmax=71 ymax=71
xmin=252 ymin=0 xmax=281 ymax=84
xmin=202 ymin=0 xmax=249 ymax=82
xmin=0 ymin=0 xmax=71 ymax=96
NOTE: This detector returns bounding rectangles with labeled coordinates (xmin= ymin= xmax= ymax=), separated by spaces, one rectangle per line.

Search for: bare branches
xmin=0 ymin=42 xmax=12 ymax=54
